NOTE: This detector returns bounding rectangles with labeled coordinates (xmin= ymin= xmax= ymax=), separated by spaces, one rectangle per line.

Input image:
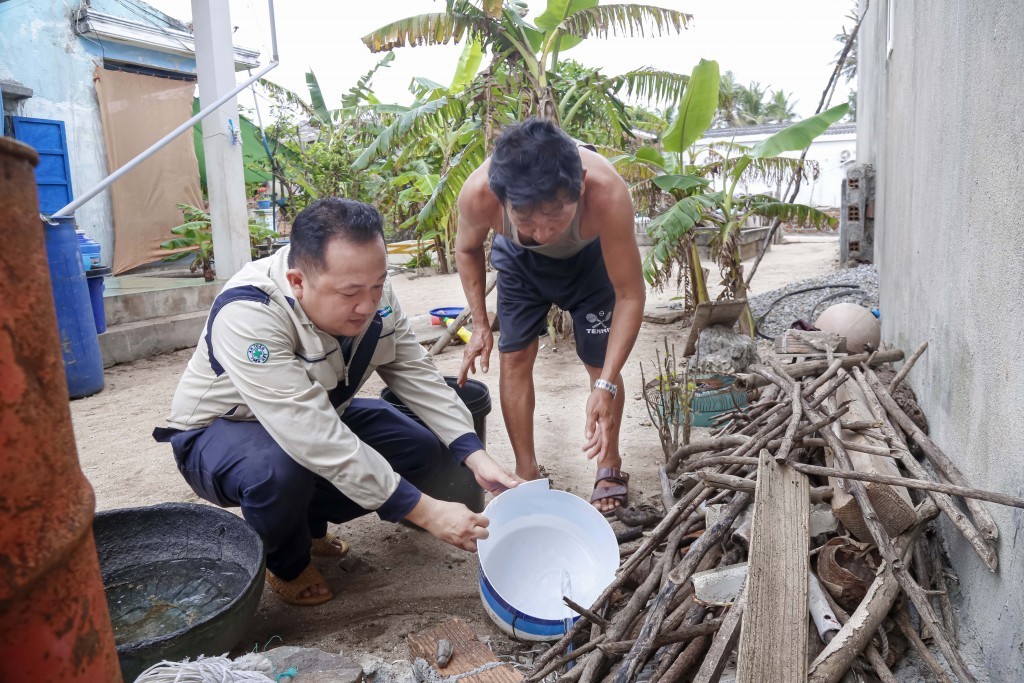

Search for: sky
xmin=146 ymin=0 xmax=856 ymax=120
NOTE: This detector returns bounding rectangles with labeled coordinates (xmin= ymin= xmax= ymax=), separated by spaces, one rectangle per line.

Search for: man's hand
xmin=464 ymin=450 xmax=523 ymax=495
xmin=583 ymin=387 xmax=616 ymax=462
xmin=405 ymin=496 xmax=490 ymax=552
xmin=457 ymin=326 xmax=493 ymax=387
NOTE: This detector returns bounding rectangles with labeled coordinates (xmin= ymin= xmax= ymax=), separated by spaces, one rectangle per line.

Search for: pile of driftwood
xmin=526 ymin=344 xmax=1021 ymax=683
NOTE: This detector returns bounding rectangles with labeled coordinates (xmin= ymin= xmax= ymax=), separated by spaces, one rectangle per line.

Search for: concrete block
xmin=105 ymin=281 xmax=220 ymax=326
xmin=99 ymin=311 xmax=207 ymax=367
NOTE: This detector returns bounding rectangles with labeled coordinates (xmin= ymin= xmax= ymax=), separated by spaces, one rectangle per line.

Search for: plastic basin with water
xmin=93 ymin=503 xmax=265 ymax=681
xmin=477 ymin=480 xmax=619 ymax=641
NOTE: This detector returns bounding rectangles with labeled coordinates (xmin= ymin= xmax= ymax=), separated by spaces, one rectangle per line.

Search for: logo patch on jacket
xmin=247 ymin=343 xmax=270 ymax=363
xmin=377 ymin=305 xmax=394 ymax=318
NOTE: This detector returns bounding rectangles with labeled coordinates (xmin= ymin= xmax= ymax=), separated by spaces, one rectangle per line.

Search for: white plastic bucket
xmin=477 ymin=480 xmax=619 ymax=641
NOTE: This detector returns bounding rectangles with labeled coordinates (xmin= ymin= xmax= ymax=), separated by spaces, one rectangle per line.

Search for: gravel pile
xmin=749 ymin=264 xmax=878 ymax=340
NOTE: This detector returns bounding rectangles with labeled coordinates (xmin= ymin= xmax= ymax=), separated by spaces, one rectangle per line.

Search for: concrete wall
xmin=859 ymin=2 xmax=1024 ymax=678
xmin=0 ymin=0 xmax=197 ymax=262
xmin=1 ymin=0 xmax=116 ymax=255
xmin=696 ymin=130 xmax=856 ymax=209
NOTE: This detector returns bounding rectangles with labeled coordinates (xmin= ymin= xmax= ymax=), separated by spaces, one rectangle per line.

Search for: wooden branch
xmin=812 ymin=395 xmax=978 ymax=682
xmin=808 ymin=503 xmax=937 ymax=683
xmin=564 ymin=597 xmax=612 ymax=629
xmin=615 ymin=494 xmax=752 ymax=683
xmin=736 ymin=451 xmax=809 ymax=683
xmin=895 ymin=608 xmax=954 ymax=683
xmin=814 ymin=578 xmax=898 ymax=683
xmin=774 ymin=382 xmax=803 ymax=463
xmin=667 ymin=437 xmax=747 ymax=473
xmin=928 ymin=535 xmax=958 ymax=645
xmin=752 ymin=360 xmax=974 ymax=679
xmin=429 ymin=272 xmax=496 ymax=356
xmin=693 ymin=589 xmax=746 ymax=683
xmin=783 ymin=461 xmax=1024 ymax=509
xmin=597 ymin=618 xmax=723 ymax=655
xmin=839 ymin=420 xmax=882 ymax=431
xmin=852 ymin=367 xmax=997 ymax=571
xmin=659 ymin=631 xmax=713 ymax=682
xmin=531 ymin=637 xmax=608 ymax=682
xmin=736 ymin=349 xmax=904 ymax=389
xmin=658 ymin=465 xmax=678 ymax=514
xmin=863 ymin=366 xmax=999 ymax=542
xmin=888 ymin=340 xmax=928 ymax=394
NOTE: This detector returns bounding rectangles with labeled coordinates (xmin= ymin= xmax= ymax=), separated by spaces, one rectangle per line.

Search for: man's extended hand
xmin=457 ymin=326 xmax=493 ymax=386
xmin=583 ymin=387 xmax=616 ymax=462
xmin=464 ymin=450 xmax=523 ymax=495
xmin=405 ymin=496 xmax=490 ymax=552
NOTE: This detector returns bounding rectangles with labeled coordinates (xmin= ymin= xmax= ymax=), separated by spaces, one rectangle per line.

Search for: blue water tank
xmin=44 ymin=216 xmax=104 ymax=398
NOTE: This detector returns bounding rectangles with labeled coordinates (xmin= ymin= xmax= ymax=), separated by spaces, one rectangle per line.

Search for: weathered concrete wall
xmin=859 ymin=2 xmax=1024 ymax=678
xmin=0 ymin=0 xmax=198 ymax=263
xmin=1 ymin=0 xmax=115 ymax=255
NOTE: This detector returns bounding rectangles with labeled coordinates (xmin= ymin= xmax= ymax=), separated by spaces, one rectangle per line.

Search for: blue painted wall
xmin=0 ymin=0 xmax=198 ymax=263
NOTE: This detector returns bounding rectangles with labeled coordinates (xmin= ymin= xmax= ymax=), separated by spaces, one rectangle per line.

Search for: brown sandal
xmin=311 ymin=533 xmax=350 ymax=558
xmin=591 ymin=467 xmax=630 ymax=517
xmin=266 ymin=564 xmax=334 ymax=606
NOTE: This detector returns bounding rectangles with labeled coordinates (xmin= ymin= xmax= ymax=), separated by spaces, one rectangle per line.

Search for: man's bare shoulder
xmin=459 ymin=159 xmax=500 ymax=223
xmin=581 ymin=148 xmax=632 ymax=216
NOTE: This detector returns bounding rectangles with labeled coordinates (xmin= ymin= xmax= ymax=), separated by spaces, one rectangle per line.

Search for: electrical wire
xmin=753 ymin=284 xmax=862 ymax=341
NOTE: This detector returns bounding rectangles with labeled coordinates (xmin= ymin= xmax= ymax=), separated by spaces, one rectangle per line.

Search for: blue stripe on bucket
xmin=478 ymin=569 xmax=576 ymax=639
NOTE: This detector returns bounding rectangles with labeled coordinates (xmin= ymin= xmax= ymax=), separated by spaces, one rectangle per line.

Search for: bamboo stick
xmin=888 ymin=340 xmax=928 ymax=394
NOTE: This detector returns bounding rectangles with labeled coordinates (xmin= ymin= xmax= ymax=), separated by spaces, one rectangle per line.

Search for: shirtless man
xmin=455 ymin=117 xmax=645 ymax=513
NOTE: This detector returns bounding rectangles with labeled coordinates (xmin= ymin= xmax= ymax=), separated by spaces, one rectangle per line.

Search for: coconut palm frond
xmin=557 ymin=5 xmax=691 ymax=41
xmin=612 ymin=68 xmax=689 ymax=108
xmin=353 ymin=97 xmax=465 ymax=170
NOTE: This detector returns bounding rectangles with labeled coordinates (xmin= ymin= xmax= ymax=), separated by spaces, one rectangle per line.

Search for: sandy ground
xmin=70 ymin=237 xmax=838 ymax=662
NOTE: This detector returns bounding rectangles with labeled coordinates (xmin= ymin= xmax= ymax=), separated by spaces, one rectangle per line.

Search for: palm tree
xmin=737 ymin=81 xmax=768 ymax=125
xmin=765 ymin=89 xmax=797 ymax=123
xmin=714 ymin=70 xmax=743 ymax=128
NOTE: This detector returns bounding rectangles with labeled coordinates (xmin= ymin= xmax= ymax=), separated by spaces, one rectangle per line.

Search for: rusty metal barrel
xmin=0 ymin=137 xmax=122 ymax=681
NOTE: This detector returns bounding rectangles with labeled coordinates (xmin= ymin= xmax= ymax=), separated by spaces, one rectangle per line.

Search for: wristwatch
xmin=593 ymin=379 xmax=618 ymax=398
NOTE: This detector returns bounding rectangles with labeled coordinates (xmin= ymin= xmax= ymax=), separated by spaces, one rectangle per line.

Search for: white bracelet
xmin=594 ymin=379 xmax=618 ymax=398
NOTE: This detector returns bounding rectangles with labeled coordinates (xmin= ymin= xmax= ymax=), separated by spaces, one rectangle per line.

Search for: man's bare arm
xmin=454 ymin=171 xmax=497 ymax=382
xmin=597 ymin=178 xmax=646 ymax=384
xmin=454 ymin=185 xmax=492 ymax=325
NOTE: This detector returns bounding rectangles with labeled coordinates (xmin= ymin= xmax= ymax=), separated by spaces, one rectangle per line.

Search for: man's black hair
xmin=488 ymin=117 xmax=583 ymax=209
xmin=288 ymin=197 xmax=384 ymax=275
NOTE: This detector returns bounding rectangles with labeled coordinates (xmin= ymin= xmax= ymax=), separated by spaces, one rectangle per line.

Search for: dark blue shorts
xmin=490 ymin=235 xmax=615 ymax=367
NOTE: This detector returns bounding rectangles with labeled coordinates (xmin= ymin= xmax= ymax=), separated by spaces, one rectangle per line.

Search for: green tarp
xmin=192 ymin=98 xmax=272 ymax=187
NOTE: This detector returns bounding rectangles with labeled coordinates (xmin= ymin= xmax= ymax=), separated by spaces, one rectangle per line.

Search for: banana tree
xmin=362 ymin=0 xmax=690 ymax=122
xmin=612 ymin=59 xmax=849 ymax=333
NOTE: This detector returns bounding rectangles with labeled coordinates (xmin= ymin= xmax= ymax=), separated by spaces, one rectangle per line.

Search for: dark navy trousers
xmin=163 ymin=399 xmax=441 ymax=580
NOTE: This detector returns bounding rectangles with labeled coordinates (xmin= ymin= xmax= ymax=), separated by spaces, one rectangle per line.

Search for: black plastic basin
xmin=93 ymin=503 xmax=265 ymax=680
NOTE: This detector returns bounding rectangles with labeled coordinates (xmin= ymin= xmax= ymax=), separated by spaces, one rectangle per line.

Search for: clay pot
xmin=814 ymin=303 xmax=881 ymax=353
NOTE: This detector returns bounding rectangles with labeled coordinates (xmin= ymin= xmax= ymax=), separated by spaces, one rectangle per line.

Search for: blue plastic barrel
xmin=44 ymin=216 xmax=104 ymax=397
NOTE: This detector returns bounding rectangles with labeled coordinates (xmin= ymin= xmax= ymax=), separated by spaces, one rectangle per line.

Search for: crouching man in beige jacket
xmin=154 ymin=198 xmax=520 ymax=606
